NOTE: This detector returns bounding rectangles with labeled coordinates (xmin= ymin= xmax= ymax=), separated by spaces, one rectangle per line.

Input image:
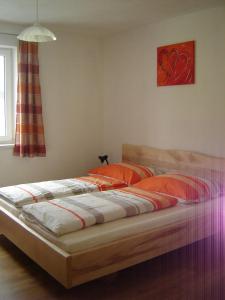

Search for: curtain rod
xmin=0 ymin=32 xmax=18 ymax=36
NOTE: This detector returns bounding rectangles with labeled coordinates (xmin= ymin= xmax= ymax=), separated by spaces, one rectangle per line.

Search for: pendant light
xmin=17 ymin=0 xmax=56 ymax=42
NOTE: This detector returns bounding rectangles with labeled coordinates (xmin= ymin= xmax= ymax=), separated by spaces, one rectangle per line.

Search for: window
xmin=0 ymin=47 xmax=16 ymax=144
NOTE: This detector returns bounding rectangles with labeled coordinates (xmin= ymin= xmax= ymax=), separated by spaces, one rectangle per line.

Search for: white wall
xmin=0 ymin=25 xmax=103 ymax=186
xmin=103 ymin=6 xmax=225 ymax=162
xmin=0 ymin=5 xmax=225 ymax=186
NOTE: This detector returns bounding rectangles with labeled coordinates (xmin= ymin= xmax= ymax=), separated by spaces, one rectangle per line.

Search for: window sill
xmin=0 ymin=143 xmax=13 ymax=148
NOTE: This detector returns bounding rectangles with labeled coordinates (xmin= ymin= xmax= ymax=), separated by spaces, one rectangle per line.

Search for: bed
xmin=0 ymin=144 xmax=224 ymax=288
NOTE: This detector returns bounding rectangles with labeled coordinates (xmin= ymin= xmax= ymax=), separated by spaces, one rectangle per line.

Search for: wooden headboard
xmin=122 ymin=144 xmax=225 ymax=174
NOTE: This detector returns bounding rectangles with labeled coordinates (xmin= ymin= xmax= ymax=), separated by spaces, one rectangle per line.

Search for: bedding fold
xmin=0 ymin=175 xmax=127 ymax=208
xmin=21 ymin=187 xmax=178 ymax=236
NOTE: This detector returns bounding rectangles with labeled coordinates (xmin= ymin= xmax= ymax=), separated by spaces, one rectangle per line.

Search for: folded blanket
xmin=0 ymin=175 xmax=127 ymax=208
xmin=22 ymin=187 xmax=178 ymax=236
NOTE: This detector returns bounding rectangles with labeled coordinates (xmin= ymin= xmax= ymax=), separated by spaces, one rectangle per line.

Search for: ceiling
xmin=0 ymin=0 xmax=223 ymax=36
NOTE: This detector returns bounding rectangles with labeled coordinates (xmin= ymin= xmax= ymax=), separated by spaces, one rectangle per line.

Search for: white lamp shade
xmin=17 ymin=23 xmax=56 ymax=42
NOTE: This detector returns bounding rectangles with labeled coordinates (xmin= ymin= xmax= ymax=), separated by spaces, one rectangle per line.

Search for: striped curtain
xmin=13 ymin=41 xmax=46 ymax=157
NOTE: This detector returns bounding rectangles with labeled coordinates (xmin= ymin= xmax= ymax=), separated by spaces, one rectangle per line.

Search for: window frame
xmin=0 ymin=45 xmax=17 ymax=145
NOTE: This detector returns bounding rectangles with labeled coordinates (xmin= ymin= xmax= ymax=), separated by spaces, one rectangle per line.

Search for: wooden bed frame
xmin=0 ymin=144 xmax=224 ymax=288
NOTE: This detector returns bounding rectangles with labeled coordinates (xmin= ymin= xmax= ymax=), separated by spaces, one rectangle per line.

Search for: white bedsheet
xmin=0 ymin=198 xmax=21 ymax=217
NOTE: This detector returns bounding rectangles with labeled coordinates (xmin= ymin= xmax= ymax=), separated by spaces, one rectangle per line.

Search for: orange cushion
xmin=88 ymin=162 xmax=154 ymax=185
xmin=134 ymin=173 xmax=219 ymax=202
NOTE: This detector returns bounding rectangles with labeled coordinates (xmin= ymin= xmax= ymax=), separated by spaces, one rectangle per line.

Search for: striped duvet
xmin=0 ymin=175 xmax=127 ymax=208
xmin=21 ymin=187 xmax=178 ymax=236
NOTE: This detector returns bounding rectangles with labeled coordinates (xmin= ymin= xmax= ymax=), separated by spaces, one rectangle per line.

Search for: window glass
xmin=0 ymin=55 xmax=6 ymax=137
xmin=0 ymin=47 xmax=16 ymax=144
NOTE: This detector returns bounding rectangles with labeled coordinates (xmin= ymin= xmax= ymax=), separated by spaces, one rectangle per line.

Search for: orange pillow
xmin=134 ymin=173 xmax=220 ymax=203
xmin=88 ymin=162 xmax=154 ymax=185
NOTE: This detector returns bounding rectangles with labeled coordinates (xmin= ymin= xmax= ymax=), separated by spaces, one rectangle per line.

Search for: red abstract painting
xmin=157 ymin=41 xmax=195 ymax=86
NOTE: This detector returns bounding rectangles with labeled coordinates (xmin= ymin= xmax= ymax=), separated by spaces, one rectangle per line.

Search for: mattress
xmin=20 ymin=197 xmax=222 ymax=254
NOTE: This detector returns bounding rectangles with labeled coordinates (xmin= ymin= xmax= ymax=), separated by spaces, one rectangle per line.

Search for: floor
xmin=0 ymin=234 xmax=225 ymax=300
